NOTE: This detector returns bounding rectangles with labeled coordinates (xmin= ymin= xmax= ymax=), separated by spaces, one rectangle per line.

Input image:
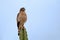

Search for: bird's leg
xmin=21 ymin=24 xmax=24 ymax=29
xmin=19 ymin=23 xmax=24 ymax=29
xmin=23 ymin=25 xmax=25 ymax=29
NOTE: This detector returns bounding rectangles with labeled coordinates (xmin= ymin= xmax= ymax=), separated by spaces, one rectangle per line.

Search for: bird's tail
xmin=17 ymin=22 xmax=20 ymax=36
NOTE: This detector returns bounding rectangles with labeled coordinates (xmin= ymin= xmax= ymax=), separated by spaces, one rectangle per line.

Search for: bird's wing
xmin=17 ymin=13 xmax=20 ymax=22
xmin=16 ymin=13 xmax=20 ymax=27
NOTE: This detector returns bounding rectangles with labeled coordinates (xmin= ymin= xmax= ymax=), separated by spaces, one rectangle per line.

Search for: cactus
xmin=19 ymin=26 xmax=28 ymax=40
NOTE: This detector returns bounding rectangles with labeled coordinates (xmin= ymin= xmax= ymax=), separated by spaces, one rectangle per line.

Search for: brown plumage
xmin=16 ymin=7 xmax=27 ymax=35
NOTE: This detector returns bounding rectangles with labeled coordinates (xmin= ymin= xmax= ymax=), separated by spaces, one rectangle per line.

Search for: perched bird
xmin=16 ymin=7 xmax=27 ymax=36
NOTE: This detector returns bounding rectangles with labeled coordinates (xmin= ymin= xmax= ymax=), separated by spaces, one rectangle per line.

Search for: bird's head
xmin=20 ymin=7 xmax=25 ymax=12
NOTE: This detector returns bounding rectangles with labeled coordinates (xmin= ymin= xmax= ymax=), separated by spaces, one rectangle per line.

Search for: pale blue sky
xmin=0 ymin=0 xmax=60 ymax=40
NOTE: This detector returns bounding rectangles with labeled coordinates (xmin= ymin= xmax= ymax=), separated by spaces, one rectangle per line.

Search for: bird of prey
xmin=16 ymin=7 xmax=27 ymax=36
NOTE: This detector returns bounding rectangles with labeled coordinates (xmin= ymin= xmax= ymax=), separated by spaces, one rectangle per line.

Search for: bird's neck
xmin=20 ymin=11 xmax=25 ymax=13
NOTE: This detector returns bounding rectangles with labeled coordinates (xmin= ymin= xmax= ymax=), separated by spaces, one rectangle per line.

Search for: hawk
xmin=16 ymin=7 xmax=27 ymax=35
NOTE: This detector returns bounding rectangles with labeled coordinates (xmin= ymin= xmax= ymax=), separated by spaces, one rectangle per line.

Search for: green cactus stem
xmin=19 ymin=27 xmax=28 ymax=40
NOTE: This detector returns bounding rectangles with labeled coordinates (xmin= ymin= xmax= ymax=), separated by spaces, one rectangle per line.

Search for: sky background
xmin=0 ymin=0 xmax=60 ymax=40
